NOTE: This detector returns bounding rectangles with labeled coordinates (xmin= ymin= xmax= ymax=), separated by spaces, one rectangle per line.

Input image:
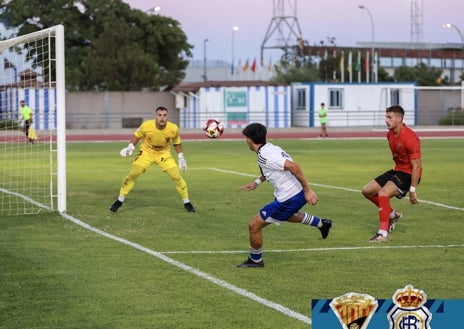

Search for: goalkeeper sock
xmin=301 ymin=213 xmax=321 ymax=227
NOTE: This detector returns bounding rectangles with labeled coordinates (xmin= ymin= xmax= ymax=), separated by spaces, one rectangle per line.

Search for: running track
xmin=65 ymin=128 xmax=464 ymax=142
xmin=2 ymin=128 xmax=464 ymax=143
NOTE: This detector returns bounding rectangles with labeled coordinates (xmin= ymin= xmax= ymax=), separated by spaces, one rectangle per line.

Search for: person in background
xmin=109 ymin=106 xmax=195 ymax=213
xmin=361 ymin=105 xmax=421 ymax=242
xmin=237 ymin=123 xmax=332 ymax=268
xmin=318 ymin=102 xmax=328 ymax=138
xmin=20 ymin=100 xmax=34 ymax=143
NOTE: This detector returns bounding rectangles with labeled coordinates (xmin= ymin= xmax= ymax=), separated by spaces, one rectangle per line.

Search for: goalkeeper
xmin=110 ymin=106 xmax=195 ymax=213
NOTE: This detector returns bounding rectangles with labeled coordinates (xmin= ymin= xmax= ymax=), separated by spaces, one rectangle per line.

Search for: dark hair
xmin=321 ymin=102 xmax=325 ymax=106
xmin=386 ymin=105 xmax=404 ymax=117
xmin=155 ymin=106 xmax=168 ymax=112
xmin=242 ymin=123 xmax=267 ymax=144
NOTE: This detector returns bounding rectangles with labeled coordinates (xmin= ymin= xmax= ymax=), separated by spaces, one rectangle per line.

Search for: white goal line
xmin=0 ymin=188 xmax=52 ymax=211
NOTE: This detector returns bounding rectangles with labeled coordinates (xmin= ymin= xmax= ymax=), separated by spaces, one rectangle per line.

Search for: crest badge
xmin=330 ymin=292 xmax=378 ymax=329
xmin=387 ymin=285 xmax=432 ymax=329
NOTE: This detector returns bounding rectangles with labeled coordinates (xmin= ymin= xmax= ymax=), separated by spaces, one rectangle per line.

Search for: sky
xmin=123 ymin=0 xmax=464 ymax=64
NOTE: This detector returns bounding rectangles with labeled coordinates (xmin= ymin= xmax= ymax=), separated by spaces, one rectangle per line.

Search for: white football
xmin=203 ymin=119 xmax=224 ymax=138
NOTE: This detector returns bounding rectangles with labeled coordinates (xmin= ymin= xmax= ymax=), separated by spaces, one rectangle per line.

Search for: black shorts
xmin=374 ymin=170 xmax=420 ymax=199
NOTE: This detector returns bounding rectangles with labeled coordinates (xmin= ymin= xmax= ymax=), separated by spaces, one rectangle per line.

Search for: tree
xmin=271 ymin=61 xmax=320 ymax=84
xmin=377 ymin=67 xmax=394 ymax=82
xmin=394 ymin=63 xmax=447 ymax=86
xmin=0 ymin=0 xmax=193 ymax=91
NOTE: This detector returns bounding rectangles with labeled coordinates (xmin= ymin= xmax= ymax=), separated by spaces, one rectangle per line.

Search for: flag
xmin=243 ymin=59 xmax=249 ymax=72
xmin=339 ymin=51 xmax=344 ymax=82
xmin=28 ymin=127 xmax=37 ymax=140
xmin=373 ymin=51 xmax=378 ymax=83
xmin=347 ymin=52 xmax=352 ymax=73
xmin=355 ymin=51 xmax=361 ymax=71
xmin=365 ymin=51 xmax=370 ymax=82
xmin=4 ymin=58 xmax=15 ymax=69
xmin=348 ymin=51 xmax=352 ymax=83
xmin=236 ymin=59 xmax=242 ymax=75
xmin=251 ymin=58 xmax=257 ymax=73
xmin=356 ymin=51 xmax=361 ymax=83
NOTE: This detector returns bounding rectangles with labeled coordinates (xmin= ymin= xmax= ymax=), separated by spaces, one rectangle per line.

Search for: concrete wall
xmin=65 ymin=91 xmax=176 ymax=129
xmin=416 ymin=89 xmax=463 ymax=125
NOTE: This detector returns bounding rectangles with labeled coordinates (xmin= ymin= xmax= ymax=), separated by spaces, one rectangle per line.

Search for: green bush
xmin=0 ymin=119 xmax=20 ymax=130
xmin=438 ymin=108 xmax=464 ymax=125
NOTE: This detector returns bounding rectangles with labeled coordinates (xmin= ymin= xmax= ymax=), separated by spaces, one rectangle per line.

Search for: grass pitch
xmin=1 ymin=137 xmax=463 ymax=328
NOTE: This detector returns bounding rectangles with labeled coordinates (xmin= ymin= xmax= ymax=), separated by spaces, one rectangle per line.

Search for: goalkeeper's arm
xmin=174 ymin=143 xmax=188 ymax=172
xmin=120 ymin=136 xmax=140 ymax=157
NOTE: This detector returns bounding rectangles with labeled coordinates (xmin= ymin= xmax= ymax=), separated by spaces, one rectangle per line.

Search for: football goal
xmin=0 ymin=25 xmax=66 ymax=215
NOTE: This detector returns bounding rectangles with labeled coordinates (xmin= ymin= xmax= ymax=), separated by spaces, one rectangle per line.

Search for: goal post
xmin=0 ymin=24 xmax=66 ymax=215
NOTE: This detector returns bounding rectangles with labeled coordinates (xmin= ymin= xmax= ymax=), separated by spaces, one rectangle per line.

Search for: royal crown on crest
xmin=392 ymin=285 xmax=427 ymax=308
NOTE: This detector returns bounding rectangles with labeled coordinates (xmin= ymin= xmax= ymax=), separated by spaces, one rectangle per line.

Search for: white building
xmin=291 ymin=82 xmax=417 ymax=127
xmin=173 ymin=81 xmax=417 ymax=129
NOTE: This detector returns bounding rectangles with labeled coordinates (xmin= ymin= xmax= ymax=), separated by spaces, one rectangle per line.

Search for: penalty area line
xmin=59 ymin=212 xmax=312 ymax=325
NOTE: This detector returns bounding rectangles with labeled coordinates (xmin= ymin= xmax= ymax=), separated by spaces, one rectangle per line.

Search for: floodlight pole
xmin=231 ymin=25 xmax=239 ymax=79
xmin=359 ymin=5 xmax=375 ymax=82
xmin=203 ymin=38 xmax=208 ymax=82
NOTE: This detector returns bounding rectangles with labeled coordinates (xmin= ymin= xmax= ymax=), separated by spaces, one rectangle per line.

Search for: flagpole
xmin=231 ymin=25 xmax=239 ymax=80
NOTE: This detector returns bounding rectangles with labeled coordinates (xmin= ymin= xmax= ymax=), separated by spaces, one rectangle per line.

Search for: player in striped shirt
xmin=237 ymin=123 xmax=332 ymax=268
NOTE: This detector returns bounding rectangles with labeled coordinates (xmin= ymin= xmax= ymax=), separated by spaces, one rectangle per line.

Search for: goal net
xmin=0 ymin=25 xmax=66 ymax=215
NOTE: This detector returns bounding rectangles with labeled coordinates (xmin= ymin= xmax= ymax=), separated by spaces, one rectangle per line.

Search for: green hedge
xmin=438 ymin=109 xmax=464 ymax=125
xmin=0 ymin=119 xmax=20 ymax=130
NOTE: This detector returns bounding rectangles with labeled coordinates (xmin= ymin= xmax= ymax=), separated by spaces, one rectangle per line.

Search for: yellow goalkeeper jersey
xmin=134 ymin=120 xmax=181 ymax=156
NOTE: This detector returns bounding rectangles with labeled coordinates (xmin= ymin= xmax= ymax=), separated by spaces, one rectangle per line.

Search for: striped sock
xmin=249 ymin=246 xmax=263 ymax=263
xmin=301 ymin=213 xmax=321 ymax=227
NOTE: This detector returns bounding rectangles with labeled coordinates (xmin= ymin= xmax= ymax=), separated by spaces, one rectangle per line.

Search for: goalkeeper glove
xmin=178 ymin=152 xmax=187 ymax=172
xmin=120 ymin=143 xmax=135 ymax=157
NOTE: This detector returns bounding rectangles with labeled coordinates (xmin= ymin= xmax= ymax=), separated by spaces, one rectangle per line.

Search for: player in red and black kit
xmin=362 ymin=105 xmax=422 ymax=242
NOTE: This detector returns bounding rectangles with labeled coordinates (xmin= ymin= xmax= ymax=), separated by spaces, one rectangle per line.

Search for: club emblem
xmin=387 ymin=285 xmax=432 ymax=329
xmin=330 ymin=292 xmax=378 ymax=329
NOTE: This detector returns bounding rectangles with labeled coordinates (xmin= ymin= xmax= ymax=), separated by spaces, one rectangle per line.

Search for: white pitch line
xmin=5 ymin=166 xmax=462 ymax=326
xmin=206 ymin=168 xmax=464 ymax=211
xmin=59 ymin=212 xmax=312 ymax=325
xmin=161 ymin=243 xmax=464 ymax=254
xmin=0 ymin=188 xmax=53 ymax=211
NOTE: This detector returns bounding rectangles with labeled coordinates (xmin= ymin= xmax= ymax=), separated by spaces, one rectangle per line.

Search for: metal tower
xmin=260 ymin=0 xmax=303 ymax=62
xmin=410 ymin=0 xmax=424 ymax=43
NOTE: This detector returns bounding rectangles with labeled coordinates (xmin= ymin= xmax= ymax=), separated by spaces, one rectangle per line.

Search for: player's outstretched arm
xmin=240 ymin=177 xmax=263 ymax=191
xmin=119 ymin=136 xmax=140 ymax=157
